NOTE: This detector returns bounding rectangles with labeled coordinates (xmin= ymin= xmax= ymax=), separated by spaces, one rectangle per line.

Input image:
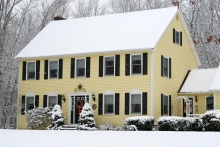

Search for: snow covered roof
xmin=179 ymin=68 xmax=218 ymax=93
xmin=16 ymin=7 xmax=178 ymax=58
xmin=210 ymin=65 xmax=220 ymax=91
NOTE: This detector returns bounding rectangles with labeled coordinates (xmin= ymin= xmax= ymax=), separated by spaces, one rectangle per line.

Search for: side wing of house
xmin=153 ymin=10 xmax=200 ymax=120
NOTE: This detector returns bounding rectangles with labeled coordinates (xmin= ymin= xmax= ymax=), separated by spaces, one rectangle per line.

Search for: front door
xmin=183 ymin=98 xmax=193 ymax=117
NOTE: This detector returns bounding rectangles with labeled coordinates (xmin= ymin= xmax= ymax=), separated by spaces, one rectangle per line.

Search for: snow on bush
xmin=157 ymin=116 xmax=197 ymax=131
xmin=99 ymin=122 xmax=138 ymax=131
xmin=125 ymin=116 xmax=154 ymax=131
xmin=77 ymin=103 xmax=97 ymax=130
xmin=46 ymin=105 xmax=64 ymax=130
xmin=198 ymin=110 xmax=220 ymax=131
xmin=25 ymin=107 xmax=50 ymax=130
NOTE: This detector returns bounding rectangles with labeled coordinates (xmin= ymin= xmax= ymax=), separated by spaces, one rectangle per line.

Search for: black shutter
xmin=99 ymin=56 xmax=103 ymax=77
xmin=125 ymin=93 xmax=129 ymax=115
xmin=58 ymin=59 xmax=63 ymax=79
xmin=58 ymin=95 xmax=62 ymax=107
xmin=43 ymin=95 xmax=47 ymax=107
xmin=125 ymin=54 xmax=130 ymax=76
xmin=115 ymin=93 xmax=120 ymax=115
xmin=180 ymin=31 xmax=182 ymax=46
xmin=169 ymin=58 xmax=172 ymax=79
xmin=36 ymin=60 xmax=40 ymax=80
xmin=142 ymin=92 xmax=147 ymax=114
xmin=21 ymin=96 xmax=25 ymax=115
xmin=173 ymin=28 xmax=175 ymax=43
xmin=22 ymin=61 xmax=26 ymax=80
xmin=98 ymin=94 xmax=103 ymax=115
xmin=169 ymin=95 xmax=171 ymax=116
xmin=44 ymin=60 xmax=48 ymax=79
xmin=161 ymin=55 xmax=164 ymax=77
xmin=161 ymin=94 xmax=164 ymax=115
xmin=143 ymin=53 xmax=148 ymax=75
xmin=115 ymin=55 xmax=120 ymax=76
xmin=86 ymin=57 xmax=90 ymax=78
xmin=35 ymin=95 xmax=39 ymax=108
xmin=71 ymin=58 xmax=75 ymax=78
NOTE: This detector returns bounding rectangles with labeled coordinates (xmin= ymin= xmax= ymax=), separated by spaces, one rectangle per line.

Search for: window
xmin=131 ymin=54 xmax=142 ymax=74
xmin=163 ymin=57 xmax=168 ymax=77
xmin=26 ymin=96 xmax=34 ymax=111
xmin=163 ymin=95 xmax=169 ymax=115
xmin=173 ymin=28 xmax=182 ymax=46
xmin=104 ymin=95 xmax=114 ymax=114
xmin=49 ymin=60 xmax=58 ymax=78
xmin=206 ymin=96 xmax=214 ymax=110
xmin=48 ymin=96 xmax=57 ymax=107
xmin=175 ymin=31 xmax=180 ymax=44
xmin=161 ymin=55 xmax=171 ymax=78
xmin=27 ymin=62 xmax=36 ymax=79
xmin=76 ymin=58 xmax=85 ymax=77
xmin=104 ymin=56 xmax=114 ymax=76
xmin=131 ymin=94 xmax=141 ymax=114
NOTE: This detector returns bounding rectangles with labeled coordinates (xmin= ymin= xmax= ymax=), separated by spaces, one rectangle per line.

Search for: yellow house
xmin=16 ymin=7 xmax=202 ymax=129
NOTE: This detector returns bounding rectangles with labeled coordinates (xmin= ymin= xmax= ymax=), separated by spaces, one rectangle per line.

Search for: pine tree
xmin=78 ymin=103 xmax=97 ymax=130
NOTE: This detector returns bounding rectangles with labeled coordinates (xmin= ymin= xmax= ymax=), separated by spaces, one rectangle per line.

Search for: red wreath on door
xmin=75 ymin=100 xmax=84 ymax=115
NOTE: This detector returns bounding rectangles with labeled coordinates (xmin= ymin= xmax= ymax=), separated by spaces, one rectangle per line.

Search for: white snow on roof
xmin=210 ymin=65 xmax=220 ymax=91
xmin=180 ymin=68 xmax=218 ymax=93
xmin=16 ymin=7 xmax=178 ymax=58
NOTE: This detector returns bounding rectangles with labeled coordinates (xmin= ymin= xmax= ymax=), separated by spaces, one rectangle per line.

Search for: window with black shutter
xmin=115 ymin=55 xmax=120 ymax=76
xmin=27 ymin=61 xmax=36 ymax=80
xmin=58 ymin=95 xmax=62 ymax=107
xmin=76 ymin=58 xmax=86 ymax=77
xmin=173 ymin=28 xmax=182 ymax=46
xmin=161 ymin=56 xmax=171 ymax=79
xmin=86 ymin=57 xmax=90 ymax=78
xmin=99 ymin=56 xmax=103 ymax=77
xmin=22 ymin=61 xmax=26 ymax=80
xmin=98 ymin=94 xmax=103 ymax=115
xmin=115 ymin=93 xmax=119 ymax=115
xmin=125 ymin=54 xmax=130 ymax=76
xmin=104 ymin=56 xmax=114 ymax=76
xmin=36 ymin=60 xmax=40 ymax=80
xmin=21 ymin=96 xmax=25 ymax=115
xmin=44 ymin=60 xmax=48 ymax=79
xmin=58 ymin=59 xmax=63 ymax=79
xmin=125 ymin=93 xmax=129 ymax=115
xmin=161 ymin=94 xmax=170 ymax=116
xmin=71 ymin=58 xmax=75 ymax=78
xmin=142 ymin=92 xmax=147 ymax=115
xmin=35 ymin=95 xmax=39 ymax=108
xmin=143 ymin=53 xmax=148 ymax=75
xmin=43 ymin=95 xmax=47 ymax=107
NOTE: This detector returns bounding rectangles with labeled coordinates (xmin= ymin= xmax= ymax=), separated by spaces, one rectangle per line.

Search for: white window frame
xmin=130 ymin=54 xmax=142 ymax=75
xmin=175 ymin=30 xmax=181 ymax=45
xmin=162 ymin=56 xmax=169 ymax=78
xmin=48 ymin=60 xmax=59 ymax=79
xmin=130 ymin=89 xmax=142 ymax=114
xmin=103 ymin=94 xmax=115 ymax=115
xmin=75 ymin=58 xmax=86 ymax=78
xmin=103 ymin=56 xmax=115 ymax=76
xmin=25 ymin=92 xmax=35 ymax=111
xmin=206 ymin=96 xmax=214 ymax=111
xmin=47 ymin=94 xmax=58 ymax=108
xmin=26 ymin=61 xmax=36 ymax=80
xmin=162 ymin=94 xmax=169 ymax=116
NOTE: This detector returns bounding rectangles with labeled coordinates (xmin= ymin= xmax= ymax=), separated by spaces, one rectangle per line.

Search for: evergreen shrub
xmin=125 ymin=116 xmax=154 ymax=131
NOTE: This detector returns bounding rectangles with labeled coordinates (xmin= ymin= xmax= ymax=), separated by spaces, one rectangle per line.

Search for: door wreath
xmin=75 ymin=100 xmax=84 ymax=115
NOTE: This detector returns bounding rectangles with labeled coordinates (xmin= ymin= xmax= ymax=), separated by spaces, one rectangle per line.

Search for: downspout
xmin=150 ymin=49 xmax=154 ymax=116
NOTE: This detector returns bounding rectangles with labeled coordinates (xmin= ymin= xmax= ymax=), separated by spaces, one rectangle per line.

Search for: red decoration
xmin=75 ymin=100 xmax=84 ymax=115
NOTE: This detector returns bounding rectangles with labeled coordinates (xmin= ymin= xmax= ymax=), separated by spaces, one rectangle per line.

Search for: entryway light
xmin=92 ymin=94 xmax=95 ymax=101
xmin=62 ymin=94 xmax=66 ymax=102
xmin=195 ymin=96 xmax=198 ymax=102
xmin=195 ymin=106 xmax=198 ymax=112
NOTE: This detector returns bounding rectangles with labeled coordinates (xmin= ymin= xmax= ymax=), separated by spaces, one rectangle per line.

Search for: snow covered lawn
xmin=1 ymin=129 xmax=220 ymax=147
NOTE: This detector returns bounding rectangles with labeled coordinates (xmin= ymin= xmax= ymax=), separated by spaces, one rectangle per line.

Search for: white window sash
xmin=49 ymin=60 xmax=59 ymax=79
xmin=26 ymin=61 xmax=36 ymax=80
xmin=75 ymin=58 xmax=86 ymax=78
xmin=130 ymin=54 xmax=142 ymax=75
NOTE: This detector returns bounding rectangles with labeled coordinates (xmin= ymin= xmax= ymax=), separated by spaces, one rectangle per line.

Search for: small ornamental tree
xmin=25 ymin=107 xmax=50 ymax=130
xmin=78 ymin=103 xmax=97 ymax=130
xmin=46 ymin=105 xmax=64 ymax=130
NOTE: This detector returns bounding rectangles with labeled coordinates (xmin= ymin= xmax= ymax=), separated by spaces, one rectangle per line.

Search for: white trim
xmin=130 ymin=89 xmax=142 ymax=94
xmin=103 ymin=55 xmax=115 ymax=77
xmin=47 ymin=92 xmax=58 ymax=107
xmin=129 ymin=89 xmax=142 ymax=115
xmin=103 ymin=94 xmax=115 ymax=115
xmin=162 ymin=56 xmax=170 ymax=78
xmin=75 ymin=57 xmax=86 ymax=78
xmin=174 ymin=29 xmax=181 ymax=45
xmin=162 ymin=94 xmax=169 ymax=116
xmin=214 ymin=92 xmax=216 ymax=110
xmin=48 ymin=59 xmax=59 ymax=79
xmin=26 ymin=61 xmax=36 ymax=80
xmin=150 ymin=49 xmax=154 ymax=116
xmin=25 ymin=93 xmax=35 ymax=111
xmin=17 ymin=63 xmax=20 ymax=129
xmin=205 ymin=96 xmax=214 ymax=111
xmin=103 ymin=90 xmax=115 ymax=95
xmin=130 ymin=54 xmax=142 ymax=75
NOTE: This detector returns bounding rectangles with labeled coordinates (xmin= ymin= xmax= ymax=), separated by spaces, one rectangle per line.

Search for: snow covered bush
xmin=157 ymin=117 xmax=197 ymax=131
xmin=77 ymin=103 xmax=97 ymax=130
xmin=25 ymin=107 xmax=50 ymax=130
xmin=99 ymin=122 xmax=138 ymax=131
xmin=46 ymin=105 xmax=64 ymax=130
xmin=125 ymin=116 xmax=154 ymax=131
xmin=99 ymin=122 xmax=114 ymax=130
xmin=198 ymin=110 xmax=220 ymax=131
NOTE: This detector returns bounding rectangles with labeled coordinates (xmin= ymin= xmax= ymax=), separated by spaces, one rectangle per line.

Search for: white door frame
xmin=68 ymin=92 xmax=92 ymax=124
xmin=182 ymin=96 xmax=194 ymax=117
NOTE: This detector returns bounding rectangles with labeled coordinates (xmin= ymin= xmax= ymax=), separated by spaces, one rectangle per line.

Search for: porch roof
xmin=210 ymin=65 xmax=220 ymax=91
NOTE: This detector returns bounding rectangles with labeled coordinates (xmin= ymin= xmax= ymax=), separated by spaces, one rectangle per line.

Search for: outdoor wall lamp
xmin=62 ymin=94 xmax=66 ymax=102
xmin=195 ymin=96 xmax=198 ymax=102
xmin=195 ymin=106 xmax=198 ymax=112
xmin=92 ymin=94 xmax=95 ymax=101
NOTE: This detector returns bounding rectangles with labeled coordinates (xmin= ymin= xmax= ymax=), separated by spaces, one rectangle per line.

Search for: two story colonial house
xmin=16 ymin=7 xmax=202 ymax=129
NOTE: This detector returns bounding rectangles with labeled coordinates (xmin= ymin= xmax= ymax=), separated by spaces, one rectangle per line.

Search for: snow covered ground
xmin=1 ymin=129 xmax=220 ymax=147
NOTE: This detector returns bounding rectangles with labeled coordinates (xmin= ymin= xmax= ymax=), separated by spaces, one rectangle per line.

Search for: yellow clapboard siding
xmin=216 ymin=92 xmax=220 ymax=109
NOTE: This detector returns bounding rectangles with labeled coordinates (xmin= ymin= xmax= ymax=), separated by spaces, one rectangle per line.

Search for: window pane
xmin=207 ymin=97 xmax=214 ymax=110
xmin=50 ymin=61 xmax=58 ymax=78
xmin=26 ymin=97 xmax=34 ymax=111
xmin=105 ymin=57 xmax=114 ymax=75
xmin=49 ymin=96 xmax=57 ymax=107
xmin=27 ymin=62 xmax=35 ymax=79
xmin=175 ymin=31 xmax=179 ymax=44
xmin=131 ymin=94 xmax=141 ymax=113
xmin=163 ymin=58 xmax=168 ymax=77
xmin=163 ymin=95 xmax=169 ymax=115
xmin=104 ymin=95 xmax=114 ymax=114
xmin=132 ymin=55 xmax=141 ymax=74
xmin=77 ymin=59 xmax=85 ymax=76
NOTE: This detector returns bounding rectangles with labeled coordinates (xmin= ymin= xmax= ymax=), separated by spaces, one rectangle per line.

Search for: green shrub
xmin=125 ymin=116 xmax=154 ymax=131
xmin=199 ymin=110 xmax=220 ymax=131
